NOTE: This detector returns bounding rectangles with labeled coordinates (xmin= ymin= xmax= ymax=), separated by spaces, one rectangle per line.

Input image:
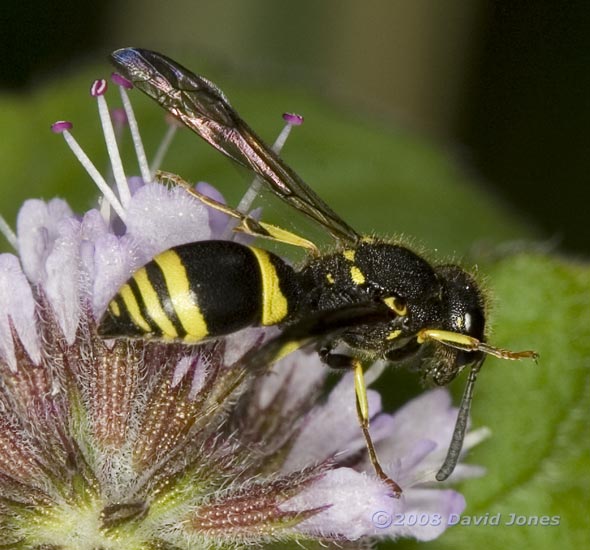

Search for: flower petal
xmin=91 ymin=233 xmax=139 ymax=316
xmin=282 ymin=372 xmax=385 ymax=472
xmin=0 ymin=254 xmax=41 ymax=370
xmin=385 ymin=488 xmax=465 ymax=541
xmin=124 ymin=183 xmax=211 ymax=261
xmin=283 ymin=467 xmax=395 ymax=540
xmin=222 ymin=326 xmax=275 ymax=366
xmin=362 ymin=389 xmax=484 ymax=485
xmin=43 ymin=217 xmax=84 ymax=342
xmin=257 ymin=349 xmax=326 ymax=411
xmin=195 ymin=181 xmax=229 ymax=237
xmin=16 ymin=198 xmax=74 ymax=284
xmin=377 ymin=389 xmax=458 ymax=467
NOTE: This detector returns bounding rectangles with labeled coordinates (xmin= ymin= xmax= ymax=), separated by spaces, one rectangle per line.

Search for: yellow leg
xmin=417 ymin=328 xmax=538 ymax=361
xmin=157 ymin=170 xmax=319 ymax=255
xmin=353 ymin=360 xmax=402 ymax=498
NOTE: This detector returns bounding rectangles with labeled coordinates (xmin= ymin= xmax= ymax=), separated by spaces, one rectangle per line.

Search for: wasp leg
xmin=321 ymin=350 xmax=402 ymax=497
xmin=212 ymin=301 xmax=402 ymax=494
xmin=157 ymin=170 xmax=319 ymax=254
xmin=417 ymin=328 xmax=538 ymax=361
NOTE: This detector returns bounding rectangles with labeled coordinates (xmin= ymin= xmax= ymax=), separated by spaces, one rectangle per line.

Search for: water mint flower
xmin=0 ymin=69 xmax=485 ymax=549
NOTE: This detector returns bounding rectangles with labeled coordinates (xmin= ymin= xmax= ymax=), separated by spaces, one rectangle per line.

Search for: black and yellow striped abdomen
xmin=98 ymin=240 xmax=300 ymax=343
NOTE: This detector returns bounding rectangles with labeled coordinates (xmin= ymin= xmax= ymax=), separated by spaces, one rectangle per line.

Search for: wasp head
xmin=418 ymin=265 xmax=486 ymax=386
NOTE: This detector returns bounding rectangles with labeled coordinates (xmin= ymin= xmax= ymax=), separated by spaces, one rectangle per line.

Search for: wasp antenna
xmin=436 ymin=360 xmax=483 ymax=481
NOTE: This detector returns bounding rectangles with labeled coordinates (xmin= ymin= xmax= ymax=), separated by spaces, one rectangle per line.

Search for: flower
xmin=0 ymin=71 xmax=486 ymax=549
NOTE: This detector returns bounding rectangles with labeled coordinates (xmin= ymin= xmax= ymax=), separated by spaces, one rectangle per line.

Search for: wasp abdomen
xmin=99 ymin=240 xmax=299 ymax=342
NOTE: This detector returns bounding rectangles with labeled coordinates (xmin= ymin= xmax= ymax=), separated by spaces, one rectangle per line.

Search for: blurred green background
xmin=1 ymin=2 xmax=589 ymax=550
xmin=2 ymin=1 xmax=590 ymax=253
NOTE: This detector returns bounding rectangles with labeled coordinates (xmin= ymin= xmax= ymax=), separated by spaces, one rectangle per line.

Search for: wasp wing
xmin=239 ymin=301 xmax=394 ymax=376
xmin=110 ymin=48 xmax=360 ymax=245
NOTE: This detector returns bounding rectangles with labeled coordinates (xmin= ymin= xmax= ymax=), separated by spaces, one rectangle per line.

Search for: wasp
xmin=102 ymin=48 xmax=537 ymax=496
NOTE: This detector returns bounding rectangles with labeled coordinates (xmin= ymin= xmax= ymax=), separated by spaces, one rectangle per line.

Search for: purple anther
xmin=110 ymin=107 xmax=128 ymax=126
xmin=90 ymin=79 xmax=108 ymax=97
xmin=111 ymin=72 xmax=133 ymax=89
xmin=51 ymin=120 xmax=74 ymax=133
xmin=282 ymin=112 xmax=304 ymax=126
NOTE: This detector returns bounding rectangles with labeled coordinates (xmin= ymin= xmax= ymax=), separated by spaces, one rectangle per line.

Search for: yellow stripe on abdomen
xmin=154 ymin=249 xmax=209 ymax=342
xmin=119 ymin=283 xmax=151 ymax=333
xmin=132 ymin=267 xmax=178 ymax=339
xmin=109 ymin=300 xmax=121 ymax=317
xmin=248 ymin=247 xmax=289 ymax=326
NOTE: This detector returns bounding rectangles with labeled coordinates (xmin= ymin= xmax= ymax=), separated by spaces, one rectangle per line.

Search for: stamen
xmin=51 ymin=120 xmax=73 ymax=133
xmin=111 ymin=72 xmax=133 ymax=90
xmin=0 ymin=214 xmax=18 ymax=250
xmin=90 ymin=79 xmax=108 ymax=97
xmin=98 ymin=195 xmax=111 ymax=222
xmin=282 ymin=112 xmax=304 ymax=126
xmin=275 ymin=112 xmax=304 ymax=152
xmin=91 ymin=79 xmax=131 ymax=208
xmin=51 ymin=121 xmax=127 ymax=222
xmin=234 ymin=112 xmax=305 ymax=218
xmin=110 ymin=107 xmax=128 ymax=129
xmin=103 ymin=109 xmax=128 ymax=202
xmin=149 ymin=114 xmax=180 ymax=176
xmin=112 ymin=72 xmax=152 ymax=185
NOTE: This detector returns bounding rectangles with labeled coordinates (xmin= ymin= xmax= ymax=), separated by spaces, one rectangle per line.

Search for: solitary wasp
xmin=102 ymin=48 xmax=537 ymax=496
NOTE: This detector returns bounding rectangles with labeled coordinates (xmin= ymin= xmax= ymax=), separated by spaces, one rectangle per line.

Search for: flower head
xmin=0 ymin=70 xmax=486 ymax=549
